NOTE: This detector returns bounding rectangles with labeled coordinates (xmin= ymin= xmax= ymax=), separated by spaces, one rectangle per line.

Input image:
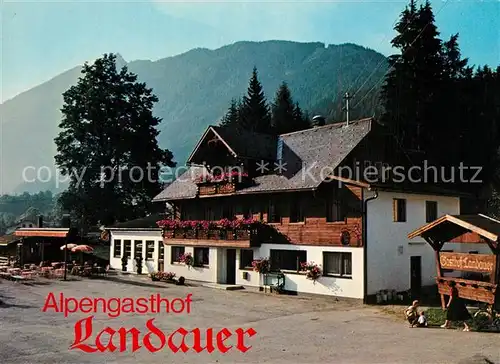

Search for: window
xmin=204 ymin=206 xmax=215 ymax=221
xmin=240 ymin=249 xmax=254 ymax=269
xmin=270 ymin=249 xmax=306 ymax=272
xmin=146 ymin=240 xmax=154 ymax=260
xmin=425 ymin=201 xmax=437 ymax=223
xmin=194 ymin=247 xmax=209 ymax=266
xmin=326 ymin=188 xmax=346 ymax=222
xmin=243 ymin=202 xmax=253 ymax=219
xmin=222 ymin=205 xmax=234 ymax=219
xmin=134 ymin=240 xmax=143 ymax=258
xmin=123 ymin=240 xmax=131 ymax=258
xmin=29 ymin=224 xmax=33 ymax=228
xmin=267 ymin=200 xmax=281 ymax=223
xmin=290 ymin=198 xmax=304 ymax=223
xmin=171 ymin=246 xmax=185 ymax=263
xmin=113 ymin=239 xmax=122 ymax=258
xmin=323 ymin=252 xmax=352 ymax=278
xmin=393 ymin=199 xmax=406 ymax=222
xmin=158 ymin=241 xmax=164 ymax=260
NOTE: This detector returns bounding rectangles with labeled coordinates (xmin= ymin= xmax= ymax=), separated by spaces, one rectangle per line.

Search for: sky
xmin=1 ymin=0 xmax=499 ymax=103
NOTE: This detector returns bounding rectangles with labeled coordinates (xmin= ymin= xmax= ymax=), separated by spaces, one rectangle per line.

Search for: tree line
xmin=219 ymin=67 xmax=311 ymax=135
xmin=379 ymin=0 xmax=499 ymax=195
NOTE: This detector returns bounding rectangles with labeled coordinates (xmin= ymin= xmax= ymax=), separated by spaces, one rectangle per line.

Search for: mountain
xmin=0 ymin=40 xmax=388 ymax=194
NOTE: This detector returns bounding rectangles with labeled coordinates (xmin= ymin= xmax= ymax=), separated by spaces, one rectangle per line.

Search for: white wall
xmin=164 ymin=246 xmax=219 ymax=283
xmin=235 ymin=244 xmax=364 ymax=299
xmin=365 ymin=190 xmax=460 ymax=295
xmin=109 ymin=230 xmax=163 ymax=273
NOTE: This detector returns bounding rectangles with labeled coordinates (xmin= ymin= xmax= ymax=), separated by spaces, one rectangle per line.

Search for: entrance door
xmin=226 ymin=249 xmax=236 ymax=284
xmin=410 ymin=256 xmax=422 ymax=298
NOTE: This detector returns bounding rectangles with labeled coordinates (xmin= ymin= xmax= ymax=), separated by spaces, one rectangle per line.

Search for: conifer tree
xmin=220 ymin=98 xmax=241 ymax=127
xmin=271 ymin=82 xmax=295 ymax=134
xmin=240 ymin=67 xmax=271 ymax=133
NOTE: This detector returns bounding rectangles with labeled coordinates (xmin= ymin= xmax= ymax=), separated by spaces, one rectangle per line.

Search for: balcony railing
xmin=195 ymin=170 xmax=252 ymax=196
xmin=158 ymin=218 xmax=261 ymax=248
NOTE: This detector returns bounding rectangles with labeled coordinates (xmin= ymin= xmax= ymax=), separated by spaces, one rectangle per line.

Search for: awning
xmin=14 ymin=228 xmax=71 ymax=238
xmin=0 ymin=234 xmax=21 ymax=247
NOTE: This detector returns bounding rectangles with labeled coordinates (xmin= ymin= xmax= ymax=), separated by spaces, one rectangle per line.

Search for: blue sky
xmin=2 ymin=0 xmax=499 ymax=102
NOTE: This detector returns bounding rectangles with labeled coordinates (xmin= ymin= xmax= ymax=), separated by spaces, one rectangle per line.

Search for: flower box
xmin=199 ymin=185 xmax=217 ymax=195
xmin=197 ymin=230 xmax=208 ymax=239
xmin=184 ymin=229 xmax=196 ymax=239
xmin=163 ymin=230 xmax=174 ymax=239
xmin=217 ymin=182 xmax=236 ymax=194
xmin=234 ymin=229 xmax=250 ymax=240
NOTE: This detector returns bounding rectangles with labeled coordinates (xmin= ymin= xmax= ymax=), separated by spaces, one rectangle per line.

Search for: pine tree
xmin=381 ymin=0 xmax=444 ymax=161
xmin=220 ymin=98 xmax=241 ymax=127
xmin=54 ymin=53 xmax=175 ymax=228
xmin=292 ymin=102 xmax=310 ymax=130
xmin=240 ymin=67 xmax=271 ymax=133
xmin=271 ymin=82 xmax=295 ymax=134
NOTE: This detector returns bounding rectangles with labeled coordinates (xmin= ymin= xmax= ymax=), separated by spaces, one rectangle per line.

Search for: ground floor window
xmin=270 ymin=249 xmax=306 ymax=272
xmin=123 ymin=240 xmax=131 ymax=258
xmin=240 ymin=249 xmax=254 ymax=269
xmin=113 ymin=239 xmax=121 ymax=258
xmin=323 ymin=252 xmax=352 ymax=278
xmin=134 ymin=240 xmax=143 ymax=258
xmin=171 ymin=246 xmax=185 ymax=263
xmin=194 ymin=247 xmax=209 ymax=267
xmin=146 ymin=240 xmax=154 ymax=260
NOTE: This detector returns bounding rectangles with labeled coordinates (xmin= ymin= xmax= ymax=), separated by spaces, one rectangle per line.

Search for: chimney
xmin=312 ymin=115 xmax=326 ymax=127
xmin=61 ymin=214 xmax=71 ymax=228
xmin=38 ymin=215 xmax=43 ymax=228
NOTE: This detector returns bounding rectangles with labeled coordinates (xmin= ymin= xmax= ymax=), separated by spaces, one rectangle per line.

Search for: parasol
xmin=60 ymin=243 xmax=78 ymax=251
xmin=71 ymin=245 xmax=94 ymax=253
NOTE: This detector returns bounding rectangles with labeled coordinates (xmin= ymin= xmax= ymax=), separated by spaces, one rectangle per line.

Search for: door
xmin=410 ymin=256 xmax=422 ymax=298
xmin=226 ymin=249 xmax=236 ymax=285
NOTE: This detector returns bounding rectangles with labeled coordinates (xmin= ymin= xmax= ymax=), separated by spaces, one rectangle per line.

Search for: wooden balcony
xmin=198 ymin=182 xmax=236 ymax=196
xmin=163 ymin=228 xmax=259 ymax=248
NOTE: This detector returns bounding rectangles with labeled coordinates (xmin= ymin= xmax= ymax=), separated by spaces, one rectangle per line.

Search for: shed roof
xmin=408 ymin=214 xmax=500 ymax=243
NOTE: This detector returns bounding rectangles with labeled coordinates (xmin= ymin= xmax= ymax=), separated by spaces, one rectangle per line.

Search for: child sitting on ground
xmin=405 ymin=300 xmax=419 ymax=327
xmin=417 ymin=311 xmax=428 ymax=327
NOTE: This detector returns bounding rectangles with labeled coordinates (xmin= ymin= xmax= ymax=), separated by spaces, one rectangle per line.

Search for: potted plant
xmin=121 ymin=254 xmax=129 ymax=272
xmin=164 ymin=272 xmax=177 ymax=283
xmin=252 ymin=257 xmax=270 ymax=274
xmin=300 ymin=261 xmax=322 ymax=282
xmin=180 ymin=252 xmax=193 ymax=266
xmin=151 ymin=271 xmax=163 ymax=281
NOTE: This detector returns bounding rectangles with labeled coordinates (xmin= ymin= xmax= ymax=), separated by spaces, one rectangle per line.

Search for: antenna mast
xmin=344 ymin=92 xmax=352 ymax=126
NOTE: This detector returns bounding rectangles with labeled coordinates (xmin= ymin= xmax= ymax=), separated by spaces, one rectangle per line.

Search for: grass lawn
xmin=381 ymin=305 xmax=495 ymax=331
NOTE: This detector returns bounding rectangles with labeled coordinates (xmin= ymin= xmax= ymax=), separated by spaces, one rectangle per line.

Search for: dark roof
xmin=408 ymin=214 xmax=500 ymax=242
xmin=153 ymin=118 xmax=373 ymax=201
xmin=107 ymin=213 xmax=165 ymax=230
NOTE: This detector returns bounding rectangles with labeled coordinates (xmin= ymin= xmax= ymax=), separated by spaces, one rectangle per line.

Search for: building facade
xmin=145 ymin=118 xmax=463 ymax=300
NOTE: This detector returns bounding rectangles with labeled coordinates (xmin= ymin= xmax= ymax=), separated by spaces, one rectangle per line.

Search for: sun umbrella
xmin=60 ymin=243 xmax=78 ymax=251
xmin=71 ymin=245 xmax=94 ymax=253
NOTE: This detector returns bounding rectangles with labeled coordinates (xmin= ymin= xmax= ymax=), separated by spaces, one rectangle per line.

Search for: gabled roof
xmin=187 ymin=125 xmax=277 ymax=164
xmin=106 ymin=213 xmax=165 ymax=230
xmin=153 ymin=118 xmax=373 ymax=201
xmin=408 ymin=214 xmax=500 ymax=243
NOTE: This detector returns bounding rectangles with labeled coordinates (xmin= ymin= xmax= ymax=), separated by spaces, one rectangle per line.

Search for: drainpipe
xmin=363 ymin=189 xmax=378 ymax=304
